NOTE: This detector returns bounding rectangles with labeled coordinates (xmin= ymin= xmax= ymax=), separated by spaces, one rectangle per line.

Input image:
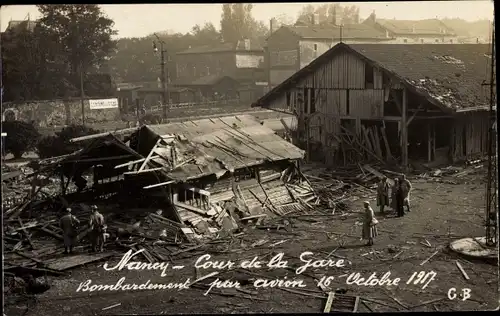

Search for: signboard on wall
xmin=89 ymin=98 xmax=119 ymax=110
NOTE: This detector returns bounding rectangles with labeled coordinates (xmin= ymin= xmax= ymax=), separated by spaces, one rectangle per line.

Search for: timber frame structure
xmin=252 ymin=43 xmax=494 ymax=168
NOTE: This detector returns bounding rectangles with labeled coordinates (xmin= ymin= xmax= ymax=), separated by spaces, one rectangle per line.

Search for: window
xmin=313 ymin=43 xmax=318 ymax=51
xmin=286 ymin=91 xmax=291 ymax=108
xmin=435 ymin=39 xmax=439 ymax=43
xmin=346 ymin=90 xmax=350 ymax=115
xmin=420 ymin=39 xmax=424 ymax=43
xmin=365 ymin=64 xmax=374 ymax=88
xmin=450 ymin=39 xmax=453 ymax=43
xmin=309 ymin=89 xmax=316 ymax=114
xmin=403 ymin=39 xmax=408 ymax=43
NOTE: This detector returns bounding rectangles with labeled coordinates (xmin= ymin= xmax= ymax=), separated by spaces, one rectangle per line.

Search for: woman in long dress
xmin=362 ymin=201 xmax=378 ymax=246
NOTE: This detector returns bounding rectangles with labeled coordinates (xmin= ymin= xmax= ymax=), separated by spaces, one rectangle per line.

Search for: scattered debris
xmin=420 ymin=250 xmax=439 ymax=266
xmin=455 ymin=261 xmax=470 ymax=280
xmin=102 ymin=303 xmax=121 ymax=311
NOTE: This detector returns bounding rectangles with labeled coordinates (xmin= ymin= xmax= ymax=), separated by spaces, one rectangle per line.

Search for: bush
xmin=36 ymin=124 xmax=100 ymax=159
xmin=2 ymin=121 xmax=41 ymax=159
xmin=141 ymin=113 xmax=163 ymax=125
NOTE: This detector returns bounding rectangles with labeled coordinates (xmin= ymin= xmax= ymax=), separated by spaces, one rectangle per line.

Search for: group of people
xmin=377 ymin=174 xmax=412 ymax=217
xmin=360 ymin=174 xmax=413 ymax=246
xmin=59 ymin=205 xmax=107 ymax=254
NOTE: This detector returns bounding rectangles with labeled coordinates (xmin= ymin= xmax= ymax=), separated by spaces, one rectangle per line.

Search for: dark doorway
xmin=407 ymin=119 xmax=428 ymax=160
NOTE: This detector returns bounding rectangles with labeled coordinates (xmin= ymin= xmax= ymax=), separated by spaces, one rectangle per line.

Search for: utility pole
xmin=80 ymin=61 xmax=85 ymax=126
xmin=482 ymin=17 xmax=497 ymax=246
xmin=153 ymin=33 xmax=169 ymax=120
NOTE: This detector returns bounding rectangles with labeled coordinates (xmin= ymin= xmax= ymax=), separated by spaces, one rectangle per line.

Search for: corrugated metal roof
xmin=142 ymin=115 xmax=304 ymax=181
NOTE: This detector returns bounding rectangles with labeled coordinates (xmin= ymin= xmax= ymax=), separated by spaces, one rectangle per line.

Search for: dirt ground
xmin=4 ymin=167 xmax=499 ymax=315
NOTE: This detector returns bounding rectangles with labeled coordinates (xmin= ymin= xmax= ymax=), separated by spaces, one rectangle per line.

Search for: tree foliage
xmin=3 ymin=121 xmax=41 ymax=158
xmin=1 ymin=5 xmax=117 ymax=102
xmin=220 ymin=4 xmax=269 ymax=44
xmin=36 ymin=124 xmax=100 ymax=159
xmin=37 ymin=5 xmax=117 ymax=76
xmin=296 ymin=3 xmax=360 ymax=25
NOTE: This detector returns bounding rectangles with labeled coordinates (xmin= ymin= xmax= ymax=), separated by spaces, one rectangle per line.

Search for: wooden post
xmin=427 ymin=121 xmax=432 ymax=162
xmin=432 ymin=121 xmax=436 ymax=160
xmin=401 ymin=89 xmax=408 ymax=168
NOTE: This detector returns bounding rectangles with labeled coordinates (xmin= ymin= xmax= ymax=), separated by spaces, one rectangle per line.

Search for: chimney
xmin=370 ymin=10 xmax=376 ymax=22
xmin=270 ymin=18 xmax=275 ymax=34
xmin=353 ymin=12 xmax=360 ymax=24
xmin=312 ymin=13 xmax=320 ymax=25
xmin=244 ymin=38 xmax=250 ymax=50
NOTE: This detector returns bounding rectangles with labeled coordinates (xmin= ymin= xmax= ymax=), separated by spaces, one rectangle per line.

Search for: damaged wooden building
xmin=252 ymin=43 xmax=494 ymax=167
xmin=40 ymin=115 xmax=315 ymax=241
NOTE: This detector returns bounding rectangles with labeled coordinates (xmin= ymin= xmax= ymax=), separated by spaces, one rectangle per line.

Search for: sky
xmin=1 ymin=1 xmax=494 ymax=38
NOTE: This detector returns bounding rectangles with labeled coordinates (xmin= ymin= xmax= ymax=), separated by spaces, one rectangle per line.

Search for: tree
xmin=36 ymin=5 xmax=117 ymax=89
xmin=296 ymin=3 xmax=360 ymax=25
xmin=191 ymin=22 xmax=221 ymax=46
xmin=3 ymin=121 xmax=41 ymax=159
xmin=220 ymin=4 xmax=268 ymax=44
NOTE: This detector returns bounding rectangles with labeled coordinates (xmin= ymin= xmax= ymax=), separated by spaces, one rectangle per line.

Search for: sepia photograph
xmin=1 ymin=1 xmax=497 ymax=315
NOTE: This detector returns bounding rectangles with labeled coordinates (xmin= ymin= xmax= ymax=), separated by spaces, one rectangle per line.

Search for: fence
xmin=148 ymin=99 xmax=243 ymax=113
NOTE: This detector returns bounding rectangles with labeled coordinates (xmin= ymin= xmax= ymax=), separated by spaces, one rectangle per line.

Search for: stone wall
xmin=2 ymin=98 xmax=121 ymax=127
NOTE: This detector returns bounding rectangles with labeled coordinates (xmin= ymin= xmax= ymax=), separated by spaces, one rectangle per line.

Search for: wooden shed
xmin=252 ymin=43 xmax=494 ymax=167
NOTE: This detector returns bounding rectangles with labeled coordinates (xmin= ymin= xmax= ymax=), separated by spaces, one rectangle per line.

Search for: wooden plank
xmin=372 ymin=127 xmax=384 ymax=158
xmin=115 ymin=157 xmax=146 ymax=169
xmin=185 ymin=185 xmax=211 ymax=197
xmin=455 ymin=261 xmax=470 ymax=280
xmin=124 ymin=167 xmax=163 ymax=175
xmin=175 ymin=202 xmax=208 ymax=216
xmin=70 ymin=127 xmax=139 ymax=143
xmin=353 ymin=296 xmax=360 ymax=313
xmin=45 ymin=252 xmax=113 ymax=271
xmin=17 ymin=218 xmax=35 ymax=249
xmin=380 ymin=124 xmax=393 ymax=160
xmin=324 ymin=292 xmax=335 ymax=313
xmin=401 ymin=88 xmax=408 ymax=168
xmin=428 ymin=122 xmax=432 ymax=162
xmin=420 ymin=250 xmax=439 ymax=266
xmin=143 ymin=180 xmax=175 ymax=189
xmin=139 ymin=138 xmax=163 ymax=171
xmin=361 ymin=125 xmax=374 ymax=153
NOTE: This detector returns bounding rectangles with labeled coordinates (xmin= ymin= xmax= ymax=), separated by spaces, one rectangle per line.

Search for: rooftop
xmin=283 ymin=24 xmax=388 ymax=40
xmin=136 ymin=115 xmax=304 ymax=181
xmin=376 ymin=18 xmax=456 ymax=35
xmin=177 ymin=40 xmax=263 ymax=55
xmin=253 ymin=43 xmax=492 ymax=111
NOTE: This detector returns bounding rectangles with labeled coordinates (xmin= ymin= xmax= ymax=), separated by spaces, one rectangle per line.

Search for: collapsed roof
xmin=253 ymin=43 xmax=493 ymax=112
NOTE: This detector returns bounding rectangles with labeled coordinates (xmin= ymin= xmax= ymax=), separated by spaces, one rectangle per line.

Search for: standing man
xmin=59 ymin=208 xmax=80 ymax=254
xmin=390 ymin=178 xmax=399 ymax=212
xmin=376 ymin=176 xmax=390 ymax=214
xmin=400 ymin=174 xmax=413 ymax=213
xmin=89 ymin=205 xmax=106 ymax=252
xmin=394 ymin=180 xmax=405 ymax=218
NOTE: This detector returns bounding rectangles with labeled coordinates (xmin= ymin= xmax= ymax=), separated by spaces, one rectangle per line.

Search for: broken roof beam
xmin=138 ymin=138 xmax=164 ymax=171
xmin=70 ymin=127 xmax=140 ymax=143
xmin=123 ymin=167 xmax=163 ymax=175
xmin=184 ymin=185 xmax=211 ymax=197
xmin=143 ymin=180 xmax=175 ymax=189
xmin=114 ymin=156 xmax=160 ymax=169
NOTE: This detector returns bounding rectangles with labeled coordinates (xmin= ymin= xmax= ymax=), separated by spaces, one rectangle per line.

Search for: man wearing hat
xmin=59 ymin=208 xmax=80 ymax=254
xmin=89 ymin=205 xmax=106 ymax=252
